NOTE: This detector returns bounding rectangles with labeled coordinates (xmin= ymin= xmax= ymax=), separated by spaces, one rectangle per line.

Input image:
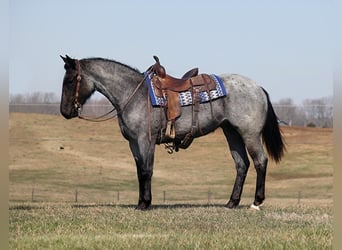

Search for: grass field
xmin=9 ymin=113 xmax=333 ymax=249
xmin=10 ymin=203 xmax=332 ymax=249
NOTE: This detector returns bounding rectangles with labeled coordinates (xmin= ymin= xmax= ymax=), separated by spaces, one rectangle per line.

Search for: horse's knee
xmin=141 ymin=169 xmax=153 ymax=180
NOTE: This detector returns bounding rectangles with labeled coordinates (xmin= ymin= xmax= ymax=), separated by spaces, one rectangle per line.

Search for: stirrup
xmin=165 ymin=120 xmax=175 ymax=139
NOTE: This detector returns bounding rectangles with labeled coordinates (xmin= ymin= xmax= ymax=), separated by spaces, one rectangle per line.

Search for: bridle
xmin=73 ymin=59 xmax=150 ymax=122
xmin=73 ymin=59 xmax=114 ymax=121
xmin=74 ymin=59 xmax=82 ymax=114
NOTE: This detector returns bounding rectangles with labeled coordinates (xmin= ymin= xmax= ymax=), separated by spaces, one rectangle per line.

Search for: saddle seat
xmin=151 ymin=56 xmax=216 ymax=94
xmin=155 ymin=72 xmax=216 ymax=93
xmin=181 ymin=67 xmax=199 ymax=80
xmin=149 ymin=56 xmax=217 ymax=140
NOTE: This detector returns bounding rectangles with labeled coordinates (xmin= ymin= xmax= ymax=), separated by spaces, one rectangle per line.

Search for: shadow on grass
xmin=9 ymin=204 xmax=44 ymax=210
xmin=71 ymin=203 xmax=251 ymax=210
xmin=10 ymin=203 xmax=251 ymax=210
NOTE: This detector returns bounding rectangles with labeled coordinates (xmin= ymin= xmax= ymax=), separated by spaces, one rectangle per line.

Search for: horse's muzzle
xmin=60 ymin=106 xmax=79 ymax=119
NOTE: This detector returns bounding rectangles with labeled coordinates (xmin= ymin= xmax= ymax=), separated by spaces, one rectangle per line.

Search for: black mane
xmin=84 ymin=57 xmax=141 ymax=74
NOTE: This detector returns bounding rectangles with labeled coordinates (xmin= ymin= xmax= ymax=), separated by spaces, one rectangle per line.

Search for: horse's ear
xmin=60 ymin=54 xmax=76 ymax=69
xmin=60 ymin=55 xmax=66 ymax=62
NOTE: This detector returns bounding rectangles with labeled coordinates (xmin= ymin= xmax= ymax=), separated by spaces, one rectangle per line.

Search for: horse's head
xmin=60 ymin=55 xmax=95 ymax=119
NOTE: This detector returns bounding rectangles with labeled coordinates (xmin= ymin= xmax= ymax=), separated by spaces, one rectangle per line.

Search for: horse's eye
xmin=62 ymin=79 xmax=72 ymax=89
xmin=63 ymin=73 xmax=76 ymax=86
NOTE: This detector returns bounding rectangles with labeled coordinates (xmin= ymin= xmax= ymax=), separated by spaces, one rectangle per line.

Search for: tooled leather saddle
xmin=148 ymin=56 xmax=217 ymax=149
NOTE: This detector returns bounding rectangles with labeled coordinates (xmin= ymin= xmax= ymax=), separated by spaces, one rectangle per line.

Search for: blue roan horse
xmin=60 ymin=55 xmax=285 ymax=210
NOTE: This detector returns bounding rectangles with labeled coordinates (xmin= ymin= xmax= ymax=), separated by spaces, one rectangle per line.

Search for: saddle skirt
xmin=144 ymin=72 xmax=227 ymax=107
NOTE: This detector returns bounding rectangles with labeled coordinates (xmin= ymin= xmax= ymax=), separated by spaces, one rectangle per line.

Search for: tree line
xmin=9 ymin=92 xmax=333 ymax=128
xmin=273 ymin=96 xmax=333 ymax=128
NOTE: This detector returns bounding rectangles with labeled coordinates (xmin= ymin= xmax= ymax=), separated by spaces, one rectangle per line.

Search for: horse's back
xmin=220 ymin=74 xmax=268 ymax=133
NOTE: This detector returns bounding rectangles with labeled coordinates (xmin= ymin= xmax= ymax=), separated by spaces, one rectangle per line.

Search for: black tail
xmin=261 ymin=88 xmax=286 ymax=163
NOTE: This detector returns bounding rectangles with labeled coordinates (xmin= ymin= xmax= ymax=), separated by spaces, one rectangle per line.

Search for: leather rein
xmin=73 ymin=59 xmax=148 ymax=122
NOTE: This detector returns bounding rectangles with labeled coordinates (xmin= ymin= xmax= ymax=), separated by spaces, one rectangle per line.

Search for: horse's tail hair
xmin=261 ymin=88 xmax=286 ymax=163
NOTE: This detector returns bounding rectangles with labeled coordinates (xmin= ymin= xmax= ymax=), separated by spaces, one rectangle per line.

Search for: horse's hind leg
xmin=222 ymin=124 xmax=250 ymax=208
xmin=245 ymin=137 xmax=268 ymax=209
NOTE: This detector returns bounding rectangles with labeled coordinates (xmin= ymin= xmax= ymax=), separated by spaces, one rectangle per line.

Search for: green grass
xmin=10 ymin=203 xmax=332 ymax=250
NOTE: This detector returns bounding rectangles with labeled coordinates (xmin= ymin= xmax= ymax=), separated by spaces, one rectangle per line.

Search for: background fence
xmin=15 ymin=187 xmax=310 ymax=207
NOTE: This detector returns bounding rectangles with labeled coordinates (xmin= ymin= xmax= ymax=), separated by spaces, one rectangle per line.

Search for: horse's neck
xmin=89 ymin=61 xmax=144 ymax=111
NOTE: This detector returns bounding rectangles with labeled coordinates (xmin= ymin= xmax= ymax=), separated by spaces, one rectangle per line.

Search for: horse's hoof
xmin=249 ymin=203 xmax=264 ymax=211
xmin=225 ymin=200 xmax=239 ymax=209
xmin=135 ymin=201 xmax=151 ymax=211
xmin=135 ymin=205 xmax=150 ymax=211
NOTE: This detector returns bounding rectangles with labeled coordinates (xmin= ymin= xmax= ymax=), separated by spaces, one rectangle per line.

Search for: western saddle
xmin=149 ymin=56 xmax=217 ymax=150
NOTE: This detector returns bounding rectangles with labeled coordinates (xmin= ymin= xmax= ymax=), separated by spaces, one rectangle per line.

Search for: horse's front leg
xmin=129 ymin=138 xmax=155 ymax=210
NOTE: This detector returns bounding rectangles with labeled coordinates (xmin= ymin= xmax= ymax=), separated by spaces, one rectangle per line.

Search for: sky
xmin=9 ymin=0 xmax=333 ymax=104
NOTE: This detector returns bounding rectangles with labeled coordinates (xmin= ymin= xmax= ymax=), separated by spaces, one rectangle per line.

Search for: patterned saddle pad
xmin=144 ymin=72 xmax=227 ymax=107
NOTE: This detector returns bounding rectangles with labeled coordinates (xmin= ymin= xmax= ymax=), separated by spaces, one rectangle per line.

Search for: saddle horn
xmin=151 ymin=55 xmax=166 ymax=78
xmin=153 ymin=55 xmax=160 ymax=64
